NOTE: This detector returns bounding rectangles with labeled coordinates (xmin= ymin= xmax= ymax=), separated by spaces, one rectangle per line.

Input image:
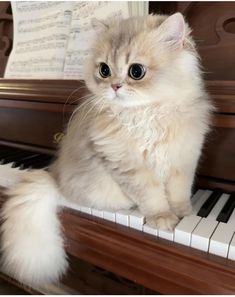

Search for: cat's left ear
xmin=156 ymin=13 xmax=185 ymax=48
xmin=91 ymin=18 xmax=109 ymax=32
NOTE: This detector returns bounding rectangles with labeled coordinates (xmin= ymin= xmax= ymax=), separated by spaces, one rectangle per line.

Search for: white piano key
xmin=174 ymin=215 xmax=201 ymax=246
xmin=191 ymin=189 xmax=205 ymax=205
xmin=80 ymin=206 xmax=92 ymax=214
xmin=158 ymin=229 xmax=174 ymax=241
xmin=192 ymin=189 xmax=213 ymax=214
xmin=129 ymin=209 xmax=145 ymax=230
xmin=91 ymin=209 xmax=104 ymax=218
xmin=143 ymin=224 xmax=158 ymax=236
xmin=209 ymin=223 xmax=234 ymax=257
xmin=103 ymin=210 xmax=116 ymax=222
xmin=210 ymin=206 xmax=235 ymax=257
xmin=208 ymin=193 xmax=230 ymax=219
xmin=115 ymin=209 xmax=132 ymax=226
xmin=228 ymin=233 xmax=235 ymax=260
xmin=174 ymin=190 xmax=211 ymax=246
xmin=191 ymin=193 xmax=229 ymax=252
xmin=191 ymin=218 xmax=218 ymax=251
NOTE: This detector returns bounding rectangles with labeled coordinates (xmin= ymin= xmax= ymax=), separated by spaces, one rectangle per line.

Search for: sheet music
xmin=5 ymin=1 xmax=131 ymax=79
xmin=63 ymin=2 xmax=129 ymax=79
xmin=4 ymin=1 xmax=73 ymax=79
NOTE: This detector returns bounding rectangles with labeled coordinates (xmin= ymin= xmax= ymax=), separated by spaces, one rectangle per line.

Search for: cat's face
xmin=85 ymin=13 xmax=197 ymax=108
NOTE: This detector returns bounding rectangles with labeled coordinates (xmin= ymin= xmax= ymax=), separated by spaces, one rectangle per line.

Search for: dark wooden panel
xmin=60 ymin=208 xmax=235 ymax=295
xmin=205 ymin=80 xmax=235 ymax=113
xmin=62 ymin=256 xmax=157 ymax=294
xmin=196 ymin=175 xmax=235 ymax=193
xmin=150 ymin=2 xmax=235 ymax=81
xmin=197 ymin=114 xmax=235 ymax=184
xmin=0 ymin=104 xmax=68 ymax=149
xmin=0 ymin=79 xmax=88 ymax=104
xmin=198 ymin=127 xmax=235 ymax=182
xmin=0 ymin=273 xmax=41 ymax=295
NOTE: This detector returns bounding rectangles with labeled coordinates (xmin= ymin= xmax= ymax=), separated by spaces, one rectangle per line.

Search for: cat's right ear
xmin=91 ymin=18 xmax=109 ymax=32
xmin=154 ymin=13 xmax=186 ymax=49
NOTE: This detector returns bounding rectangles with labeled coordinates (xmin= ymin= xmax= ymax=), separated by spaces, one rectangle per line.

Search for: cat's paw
xmin=146 ymin=212 xmax=179 ymax=231
xmin=172 ymin=201 xmax=192 ymax=218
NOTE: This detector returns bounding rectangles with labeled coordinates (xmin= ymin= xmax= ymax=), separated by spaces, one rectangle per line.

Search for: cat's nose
xmin=111 ymin=83 xmax=122 ymax=92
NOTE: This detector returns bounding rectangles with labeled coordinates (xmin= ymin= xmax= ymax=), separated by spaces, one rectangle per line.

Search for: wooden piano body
xmin=0 ymin=1 xmax=235 ymax=294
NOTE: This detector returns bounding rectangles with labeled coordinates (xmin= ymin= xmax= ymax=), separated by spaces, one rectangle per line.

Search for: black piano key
xmin=197 ymin=190 xmax=223 ymax=218
xmin=12 ymin=154 xmax=40 ymax=168
xmin=0 ymin=151 xmax=35 ymax=165
xmin=29 ymin=155 xmax=52 ymax=167
xmin=0 ymin=146 xmax=17 ymax=154
xmin=0 ymin=145 xmax=53 ymax=170
xmin=29 ymin=157 xmax=53 ymax=169
xmin=19 ymin=154 xmax=50 ymax=170
xmin=0 ymin=149 xmax=22 ymax=160
xmin=216 ymin=192 xmax=235 ymax=223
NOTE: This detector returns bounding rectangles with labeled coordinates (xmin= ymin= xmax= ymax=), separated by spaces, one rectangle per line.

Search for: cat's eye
xmin=99 ymin=63 xmax=111 ymax=78
xmin=128 ymin=64 xmax=146 ymax=80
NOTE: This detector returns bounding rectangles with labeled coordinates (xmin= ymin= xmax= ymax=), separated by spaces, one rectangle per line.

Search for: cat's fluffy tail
xmin=0 ymin=170 xmax=68 ymax=287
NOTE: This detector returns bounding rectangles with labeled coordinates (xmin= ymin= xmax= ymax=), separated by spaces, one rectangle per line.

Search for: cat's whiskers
xmin=69 ymin=93 xmax=92 ymax=105
xmin=63 ymin=85 xmax=89 ymax=117
xmin=67 ymin=95 xmax=96 ymax=128
xmin=70 ymin=96 xmax=105 ymax=129
xmin=79 ymin=97 xmax=105 ymax=125
xmin=96 ymin=99 xmax=106 ymax=117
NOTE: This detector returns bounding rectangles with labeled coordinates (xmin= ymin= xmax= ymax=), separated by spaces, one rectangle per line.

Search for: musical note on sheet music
xmin=5 ymin=1 xmax=130 ymax=79
xmin=7 ymin=57 xmax=65 ymax=79
xmin=5 ymin=1 xmax=73 ymax=79
xmin=63 ymin=2 xmax=129 ymax=79
xmin=15 ymin=2 xmax=65 ymax=13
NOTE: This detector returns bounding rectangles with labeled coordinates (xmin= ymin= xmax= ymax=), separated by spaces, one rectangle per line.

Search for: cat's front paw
xmin=146 ymin=212 xmax=179 ymax=231
xmin=172 ymin=201 xmax=192 ymax=218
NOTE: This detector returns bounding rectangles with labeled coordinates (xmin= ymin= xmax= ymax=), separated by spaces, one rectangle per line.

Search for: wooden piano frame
xmin=0 ymin=1 xmax=235 ymax=294
xmin=0 ymin=78 xmax=234 ymax=294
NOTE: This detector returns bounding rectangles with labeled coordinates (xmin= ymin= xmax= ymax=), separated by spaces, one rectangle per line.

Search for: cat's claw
xmin=146 ymin=212 xmax=179 ymax=231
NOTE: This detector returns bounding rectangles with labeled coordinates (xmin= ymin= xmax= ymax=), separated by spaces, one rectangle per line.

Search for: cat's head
xmin=84 ymin=13 xmax=201 ymax=108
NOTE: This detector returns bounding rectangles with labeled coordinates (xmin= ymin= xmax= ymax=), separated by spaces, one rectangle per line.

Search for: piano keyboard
xmin=64 ymin=189 xmax=235 ymax=261
xmin=0 ymin=145 xmax=53 ymax=187
xmin=0 ymin=145 xmax=235 ymax=262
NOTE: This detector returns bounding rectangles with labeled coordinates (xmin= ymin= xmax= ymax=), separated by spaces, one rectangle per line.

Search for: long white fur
xmin=0 ymin=170 xmax=67 ymax=287
xmin=0 ymin=13 xmax=212 ymax=287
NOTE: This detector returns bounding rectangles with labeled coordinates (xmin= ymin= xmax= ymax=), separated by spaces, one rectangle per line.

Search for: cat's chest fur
xmin=90 ymin=105 xmax=178 ymax=176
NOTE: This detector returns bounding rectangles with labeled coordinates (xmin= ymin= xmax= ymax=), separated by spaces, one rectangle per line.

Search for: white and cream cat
xmin=0 ymin=13 xmax=212 ymax=287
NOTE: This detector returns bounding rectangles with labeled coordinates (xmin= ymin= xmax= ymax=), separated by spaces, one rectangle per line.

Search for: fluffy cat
xmin=0 ymin=13 xmax=212 ymax=287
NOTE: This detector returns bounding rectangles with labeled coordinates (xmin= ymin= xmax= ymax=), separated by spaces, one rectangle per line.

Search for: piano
xmin=0 ymin=1 xmax=235 ymax=294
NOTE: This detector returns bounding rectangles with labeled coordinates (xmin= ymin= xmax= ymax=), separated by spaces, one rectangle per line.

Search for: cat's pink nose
xmin=111 ymin=83 xmax=122 ymax=92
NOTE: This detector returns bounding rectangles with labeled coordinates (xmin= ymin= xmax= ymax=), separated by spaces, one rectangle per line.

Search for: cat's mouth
xmin=106 ymin=89 xmax=127 ymax=105
xmin=111 ymin=91 xmax=123 ymax=101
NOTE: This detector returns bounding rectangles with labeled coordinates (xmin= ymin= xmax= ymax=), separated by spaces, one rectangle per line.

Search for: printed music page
xmin=4 ymin=1 xmax=73 ymax=79
xmin=4 ymin=1 xmax=145 ymax=79
xmin=63 ymin=1 xmax=129 ymax=79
